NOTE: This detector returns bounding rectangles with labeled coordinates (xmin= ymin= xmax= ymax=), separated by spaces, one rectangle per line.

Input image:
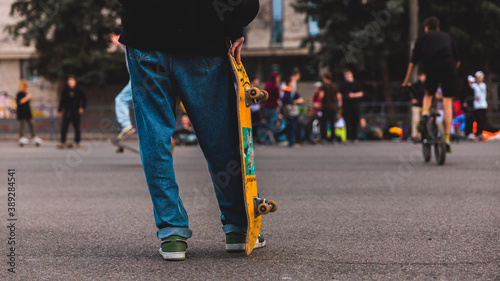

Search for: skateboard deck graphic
xmin=228 ymin=52 xmax=276 ymax=255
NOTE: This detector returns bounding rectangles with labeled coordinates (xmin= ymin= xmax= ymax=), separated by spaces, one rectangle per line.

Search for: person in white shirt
xmin=471 ymin=71 xmax=487 ymax=139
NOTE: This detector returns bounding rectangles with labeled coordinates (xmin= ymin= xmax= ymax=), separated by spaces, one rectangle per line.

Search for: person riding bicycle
xmin=402 ymin=16 xmax=460 ymax=153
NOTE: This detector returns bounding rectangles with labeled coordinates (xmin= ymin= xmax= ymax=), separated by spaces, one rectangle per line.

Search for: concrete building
xmin=243 ymin=0 xmax=320 ymax=97
xmin=0 ymin=0 xmax=58 ymax=118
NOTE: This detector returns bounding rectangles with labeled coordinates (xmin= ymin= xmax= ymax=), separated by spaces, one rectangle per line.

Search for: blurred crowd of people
xmin=3 ymin=66 xmax=497 ymax=148
xmin=249 ymin=68 xmax=372 ymax=147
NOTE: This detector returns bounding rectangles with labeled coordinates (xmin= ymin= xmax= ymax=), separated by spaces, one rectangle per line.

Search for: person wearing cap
xmin=472 ymin=71 xmax=488 ymax=140
xmin=460 ymin=75 xmax=476 ymax=138
xmin=402 ymin=16 xmax=460 ymax=153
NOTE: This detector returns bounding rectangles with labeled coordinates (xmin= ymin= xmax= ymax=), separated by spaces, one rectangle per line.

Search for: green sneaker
xmin=158 ymin=235 xmax=187 ymax=261
xmin=225 ymin=233 xmax=266 ymax=252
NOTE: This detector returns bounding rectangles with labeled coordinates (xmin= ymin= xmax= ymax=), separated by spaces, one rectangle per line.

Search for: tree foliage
xmin=420 ymin=0 xmax=500 ymax=77
xmin=293 ymin=0 xmax=407 ymax=79
xmin=293 ymin=0 xmax=500 ymax=100
xmin=6 ymin=0 xmax=123 ymax=85
xmin=294 ymin=0 xmax=408 ymax=103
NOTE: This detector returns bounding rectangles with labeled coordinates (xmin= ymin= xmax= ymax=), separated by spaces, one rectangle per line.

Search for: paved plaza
xmin=0 ymin=140 xmax=499 ymax=280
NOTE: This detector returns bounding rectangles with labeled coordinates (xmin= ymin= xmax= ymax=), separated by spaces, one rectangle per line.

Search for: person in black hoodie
xmin=57 ymin=76 xmax=86 ymax=149
xmin=119 ymin=0 xmax=263 ymax=260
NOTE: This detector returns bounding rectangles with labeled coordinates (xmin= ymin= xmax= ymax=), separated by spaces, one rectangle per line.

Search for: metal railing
xmin=0 ymin=106 xmax=119 ymax=141
xmin=1 ymin=102 xmax=499 ymax=140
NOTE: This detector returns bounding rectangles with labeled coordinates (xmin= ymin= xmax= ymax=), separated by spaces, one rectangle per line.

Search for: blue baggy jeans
xmin=126 ymin=47 xmax=247 ymax=239
xmin=115 ymin=81 xmax=133 ymax=129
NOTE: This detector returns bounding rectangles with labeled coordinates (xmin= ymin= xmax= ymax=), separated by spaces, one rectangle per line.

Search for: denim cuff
xmin=222 ymin=224 xmax=247 ymax=235
xmin=157 ymin=227 xmax=193 ymax=239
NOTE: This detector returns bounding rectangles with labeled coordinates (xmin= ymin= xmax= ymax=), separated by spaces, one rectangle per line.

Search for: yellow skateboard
xmin=228 ymin=52 xmax=277 ymax=255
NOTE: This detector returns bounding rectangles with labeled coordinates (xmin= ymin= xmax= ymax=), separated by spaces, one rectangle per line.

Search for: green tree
xmin=293 ymin=0 xmax=407 ymax=103
xmin=294 ymin=0 xmax=500 ymax=103
xmin=6 ymin=0 xmax=123 ymax=85
xmin=420 ymin=0 xmax=500 ymax=78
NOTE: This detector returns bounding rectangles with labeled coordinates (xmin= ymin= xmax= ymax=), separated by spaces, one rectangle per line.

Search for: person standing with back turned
xmin=319 ymin=72 xmax=340 ymax=143
xmin=118 ymin=0 xmax=264 ymax=261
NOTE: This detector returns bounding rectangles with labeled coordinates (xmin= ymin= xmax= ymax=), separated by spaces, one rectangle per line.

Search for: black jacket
xmin=410 ymin=81 xmax=425 ymax=107
xmin=16 ymin=91 xmax=32 ymax=120
xmin=58 ymin=87 xmax=86 ymax=114
xmin=411 ymin=31 xmax=459 ymax=74
xmin=118 ymin=0 xmax=259 ymax=55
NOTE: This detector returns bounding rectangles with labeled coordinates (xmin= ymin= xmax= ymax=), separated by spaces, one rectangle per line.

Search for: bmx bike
xmin=414 ymin=97 xmax=447 ymax=165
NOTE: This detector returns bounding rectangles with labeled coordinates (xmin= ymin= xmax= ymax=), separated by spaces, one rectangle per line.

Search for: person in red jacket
xmin=262 ymin=72 xmax=281 ymax=126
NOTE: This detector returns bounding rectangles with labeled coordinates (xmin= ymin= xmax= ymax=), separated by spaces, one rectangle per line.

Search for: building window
xmin=308 ymin=16 xmax=320 ymax=37
xmin=272 ymin=0 xmax=283 ymax=45
xmin=20 ymin=59 xmax=38 ymax=84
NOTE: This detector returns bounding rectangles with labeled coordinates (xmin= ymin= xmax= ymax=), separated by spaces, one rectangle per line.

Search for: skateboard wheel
xmin=258 ymin=203 xmax=270 ymax=214
xmin=248 ymin=87 xmax=261 ymax=99
xmin=261 ymin=90 xmax=269 ymax=102
xmin=268 ymin=200 xmax=278 ymax=212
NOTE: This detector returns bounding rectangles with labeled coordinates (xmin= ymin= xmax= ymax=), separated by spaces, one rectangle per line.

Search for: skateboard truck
xmin=254 ymin=197 xmax=278 ymax=216
xmin=245 ymin=87 xmax=269 ymax=107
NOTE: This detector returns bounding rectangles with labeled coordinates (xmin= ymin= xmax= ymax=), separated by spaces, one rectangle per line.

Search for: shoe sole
xmin=225 ymin=243 xmax=245 ymax=252
xmin=158 ymin=248 xmax=185 ymax=261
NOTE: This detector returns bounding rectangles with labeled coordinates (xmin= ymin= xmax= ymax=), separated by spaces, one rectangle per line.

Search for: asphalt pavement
xmin=0 ymin=140 xmax=499 ymax=280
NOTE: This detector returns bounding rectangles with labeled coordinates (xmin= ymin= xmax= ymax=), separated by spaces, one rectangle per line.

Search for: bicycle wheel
xmin=422 ymin=123 xmax=431 ymax=162
xmin=434 ymin=122 xmax=446 ymax=165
